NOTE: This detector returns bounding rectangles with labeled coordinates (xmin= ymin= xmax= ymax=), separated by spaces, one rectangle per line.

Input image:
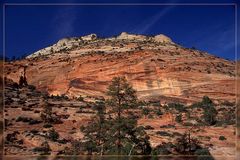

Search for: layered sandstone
xmin=5 ymin=33 xmax=236 ymax=104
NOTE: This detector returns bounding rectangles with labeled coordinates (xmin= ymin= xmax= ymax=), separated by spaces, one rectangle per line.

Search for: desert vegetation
xmin=4 ymin=76 xmax=235 ymax=158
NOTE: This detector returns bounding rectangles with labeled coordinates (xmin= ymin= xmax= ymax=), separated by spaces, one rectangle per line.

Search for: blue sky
xmin=0 ymin=0 xmax=239 ymax=60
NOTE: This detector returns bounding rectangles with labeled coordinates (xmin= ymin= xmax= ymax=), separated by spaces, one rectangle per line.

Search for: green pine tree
xmin=201 ymin=96 xmax=218 ymax=125
xmin=106 ymin=76 xmax=151 ymax=155
xmin=81 ymin=99 xmax=109 ymax=155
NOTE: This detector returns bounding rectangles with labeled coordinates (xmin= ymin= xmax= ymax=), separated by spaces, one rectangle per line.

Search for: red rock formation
xmin=4 ymin=33 xmax=236 ymax=104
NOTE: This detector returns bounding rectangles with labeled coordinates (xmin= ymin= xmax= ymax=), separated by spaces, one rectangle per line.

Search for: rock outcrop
xmin=153 ymin=34 xmax=173 ymax=43
xmin=6 ymin=33 xmax=235 ymax=104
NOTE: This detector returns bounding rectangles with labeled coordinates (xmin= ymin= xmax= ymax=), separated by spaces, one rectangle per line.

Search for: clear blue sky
xmin=0 ymin=0 xmax=239 ymax=60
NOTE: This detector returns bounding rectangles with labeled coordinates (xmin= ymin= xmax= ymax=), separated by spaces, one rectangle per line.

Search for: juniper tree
xmin=106 ymin=76 xmax=151 ymax=155
xmin=19 ymin=66 xmax=28 ymax=87
xmin=40 ymin=100 xmax=53 ymax=123
xmin=201 ymin=96 xmax=218 ymax=125
xmin=40 ymin=100 xmax=61 ymax=124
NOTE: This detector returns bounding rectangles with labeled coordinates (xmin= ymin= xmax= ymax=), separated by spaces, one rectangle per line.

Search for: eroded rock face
xmin=117 ymin=32 xmax=148 ymax=41
xmin=5 ymin=33 xmax=236 ymax=104
xmin=154 ymin=34 xmax=173 ymax=43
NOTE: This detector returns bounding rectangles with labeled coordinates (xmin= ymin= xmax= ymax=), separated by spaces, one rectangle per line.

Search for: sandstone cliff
xmin=5 ymin=32 xmax=236 ymax=104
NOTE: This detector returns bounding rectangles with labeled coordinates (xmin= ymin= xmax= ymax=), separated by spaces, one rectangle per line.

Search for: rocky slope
xmin=4 ymin=77 xmax=236 ymax=157
xmin=4 ymin=32 xmax=236 ymax=104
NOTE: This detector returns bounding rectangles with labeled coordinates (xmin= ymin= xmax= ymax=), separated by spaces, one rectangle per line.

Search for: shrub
xmin=201 ymin=96 xmax=217 ymax=125
xmin=16 ymin=116 xmax=23 ymax=122
xmin=156 ymin=131 xmax=173 ymax=137
xmin=194 ymin=148 xmax=211 ymax=155
xmin=29 ymin=119 xmax=42 ymax=125
xmin=151 ymin=143 xmax=172 ymax=155
xmin=142 ymin=107 xmax=150 ymax=117
xmin=57 ymin=138 xmax=69 ymax=144
xmin=168 ymin=103 xmax=186 ymax=112
xmin=48 ymin=128 xmax=59 ymax=141
xmin=183 ymin=122 xmax=194 ymax=126
xmin=160 ymin=124 xmax=175 ymax=128
xmin=77 ymin=96 xmax=84 ymax=102
xmin=30 ymin=129 xmax=39 ymax=134
xmin=219 ymin=136 xmax=226 ymax=141
xmin=155 ymin=109 xmax=163 ymax=116
xmin=221 ymin=101 xmax=235 ymax=106
xmin=27 ymin=85 xmax=36 ymax=90
xmin=150 ymin=101 xmax=161 ymax=107
xmin=202 ymin=96 xmax=213 ymax=106
xmin=148 ymin=114 xmax=154 ymax=119
xmin=175 ymin=114 xmax=182 ymax=123
xmin=33 ymin=141 xmax=51 ymax=155
xmin=172 ymin=132 xmax=182 ymax=137
xmin=175 ymin=132 xmax=201 ymax=154
xmin=34 ymin=110 xmax=40 ymax=113
xmin=144 ymin=125 xmax=154 ymax=130
xmin=16 ymin=116 xmax=31 ymax=122
xmin=202 ymin=106 xmax=217 ymax=125
xmin=43 ymin=123 xmax=53 ymax=128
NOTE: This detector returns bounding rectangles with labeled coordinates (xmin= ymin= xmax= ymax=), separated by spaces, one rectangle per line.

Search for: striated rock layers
xmin=5 ymin=32 xmax=236 ymax=104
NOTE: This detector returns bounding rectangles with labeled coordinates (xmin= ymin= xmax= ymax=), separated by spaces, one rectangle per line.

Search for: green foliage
xmin=108 ymin=77 xmax=151 ymax=153
xmin=48 ymin=128 xmax=59 ymax=141
xmin=150 ymin=101 xmax=161 ymax=107
xmin=175 ymin=114 xmax=182 ymax=123
xmin=41 ymin=100 xmax=61 ymax=124
xmin=142 ymin=107 xmax=150 ymax=116
xmin=202 ymin=96 xmax=213 ymax=106
xmin=81 ymin=99 xmax=108 ymax=155
xmin=43 ymin=123 xmax=53 ymax=128
xmin=221 ymin=101 xmax=235 ymax=106
xmin=81 ymin=77 xmax=152 ymax=155
xmin=29 ymin=119 xmax=41 ymax=125
xmin=77 ymin=96 xmax=84 ymax=102
xmin=200 ymin=96 xmax=218 ymax=126
xmin=148 ymin=114 xmax=154 ymax=119
xmin=219 ymin=136 xmax=226 ymax=141
xmin=155 ymin=109 xmax=163 ymax=116
xmin=202 ymin=105 xmax=217 ymax=126
xmin=168 ymin=103 xmax=186 ymax=112
xmin=106 ymin=76 xmax=137 ymax=110
xmin=144 ymin=125 xmax=154 ymax=130
xmin=194 ymin=149 xmax=214 ymax=160
xmin=60 ymin=140 xmax=83 ymax=155
xmin=175 ymin=132 xmax=200 ymax=155
xmin=151 ymin=143 xmax=171 ymax=155
xmin=160 ymin=124 xmax=175 ymax=128
xmin=40 ymin=101 xmax=53 ymax=123
xmin=27 ymin=85 xmax=36 ymax=90
xmin=33 ymin=141 xmax=51 ymax=155
xmin=183 ymin=122 xmax=194 ymax=126
xmin=156 ymin=131 xmax=173 ymax=137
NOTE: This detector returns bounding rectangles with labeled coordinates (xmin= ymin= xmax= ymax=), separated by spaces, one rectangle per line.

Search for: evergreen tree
xmin=40 ymin=100 xmax=61 ymax=124
xmin=106 ymin=76 xmax=151 ymax=155
xmin=40 ymin=100 xmax=53 ymax=124
xmin=201 ymin=96 xmax=217 ymax=125
xmin=202 ymin=105 xmax=217 ymax=125
xmin=175 ymin=129 xmax=200 ymax=155
xmin=81 ymin=99 xmax=108 ymax=155
xmin=19 ymin=66 xmax=28 ymax=87
xmin=202 ymin=96 xmax=213 ymax=106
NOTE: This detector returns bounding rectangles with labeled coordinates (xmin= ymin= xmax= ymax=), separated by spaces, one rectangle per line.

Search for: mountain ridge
xmin=5 ymin=32 xmax=236 ymax=104
xmin=26 ymin=32 xmax=175 ymax=59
